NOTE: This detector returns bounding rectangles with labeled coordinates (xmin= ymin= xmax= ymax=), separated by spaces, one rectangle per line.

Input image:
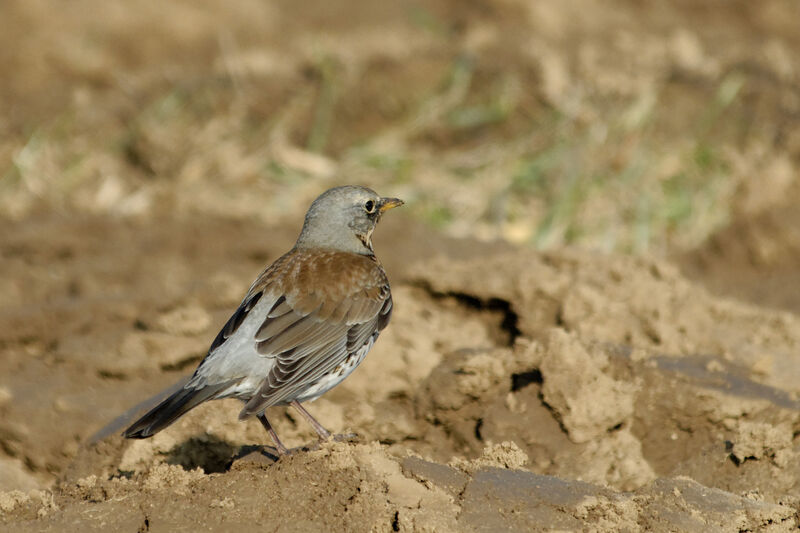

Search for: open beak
xmin=378 ymin=197 xmax=404 ymax=213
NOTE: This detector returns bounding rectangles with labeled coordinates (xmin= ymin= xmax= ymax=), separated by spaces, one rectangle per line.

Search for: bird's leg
xmin=257 ymin=413 xmax=290 ymax=455
xmin=290 ymin=400 xmax=332 ymax=441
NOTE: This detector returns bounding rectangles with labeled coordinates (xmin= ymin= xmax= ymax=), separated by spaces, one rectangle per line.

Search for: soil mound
xmin=3 ymin=217 xmax=800 ymax=531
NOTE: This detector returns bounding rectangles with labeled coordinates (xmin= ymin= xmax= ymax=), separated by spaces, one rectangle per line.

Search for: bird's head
xmin=295 ymin=185 xmax=404 ymax=254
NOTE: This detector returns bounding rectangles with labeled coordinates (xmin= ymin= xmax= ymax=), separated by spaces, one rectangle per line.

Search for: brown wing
xmin=239 ymin=249 xmax=391 ymax=417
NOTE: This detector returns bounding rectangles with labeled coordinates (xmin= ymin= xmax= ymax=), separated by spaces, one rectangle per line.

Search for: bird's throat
xmin=357 ymin=231 xmax=374 ymax=253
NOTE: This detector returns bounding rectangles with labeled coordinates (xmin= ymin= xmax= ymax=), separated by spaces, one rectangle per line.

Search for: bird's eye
xmin=364 ymin=200 xmax=376 ymax=213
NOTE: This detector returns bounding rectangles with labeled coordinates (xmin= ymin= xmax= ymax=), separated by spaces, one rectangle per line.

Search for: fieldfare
xmin=124 ymin=185 xmax=403 ymax=455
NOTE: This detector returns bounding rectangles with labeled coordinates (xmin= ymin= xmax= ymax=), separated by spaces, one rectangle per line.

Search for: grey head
xmin=294 ymin=185 xmax=403 ymax=255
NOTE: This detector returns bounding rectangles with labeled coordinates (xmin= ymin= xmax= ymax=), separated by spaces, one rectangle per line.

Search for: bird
xmin=123 ymin=185 xmax=403 ymax=455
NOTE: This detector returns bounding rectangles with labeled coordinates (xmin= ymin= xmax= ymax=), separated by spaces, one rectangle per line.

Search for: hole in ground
xmin=511 ymin=369 xmax=542 ymax=391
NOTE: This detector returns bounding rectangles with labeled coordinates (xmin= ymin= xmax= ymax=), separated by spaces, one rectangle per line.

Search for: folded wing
xmin=239 ymin=251 xmax=392 ymax=417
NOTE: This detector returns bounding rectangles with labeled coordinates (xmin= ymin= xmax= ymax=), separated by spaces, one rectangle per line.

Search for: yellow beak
xmin=378 ymin=197 xmax=404 ymax=213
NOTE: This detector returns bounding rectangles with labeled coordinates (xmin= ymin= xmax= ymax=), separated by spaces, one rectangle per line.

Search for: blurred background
xmin=2 ymin=0 xmax=800 ymax=493
xmin=2 ymin=0 xmax=799 ymax=259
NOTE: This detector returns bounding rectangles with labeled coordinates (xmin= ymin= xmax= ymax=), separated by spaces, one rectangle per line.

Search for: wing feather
xmin=253 ymin=337 xmax=348 ymax=405
xmin=240 ymin=251 xmax=392 ymax=417
xmin=257 ymin=318 xmax=345 ymax=358
xmin=267 ymin=296 xmax=293 ymax=318
xmin=255 ymin=310 xmax=306 ymax=342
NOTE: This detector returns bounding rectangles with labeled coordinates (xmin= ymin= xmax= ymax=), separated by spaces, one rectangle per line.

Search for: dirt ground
xmin=2 ymin=0 xmax=800 ymax=531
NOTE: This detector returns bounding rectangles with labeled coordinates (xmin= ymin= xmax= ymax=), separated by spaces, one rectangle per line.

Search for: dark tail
xmin=123 ymin=381 xmax=233 ymax=439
